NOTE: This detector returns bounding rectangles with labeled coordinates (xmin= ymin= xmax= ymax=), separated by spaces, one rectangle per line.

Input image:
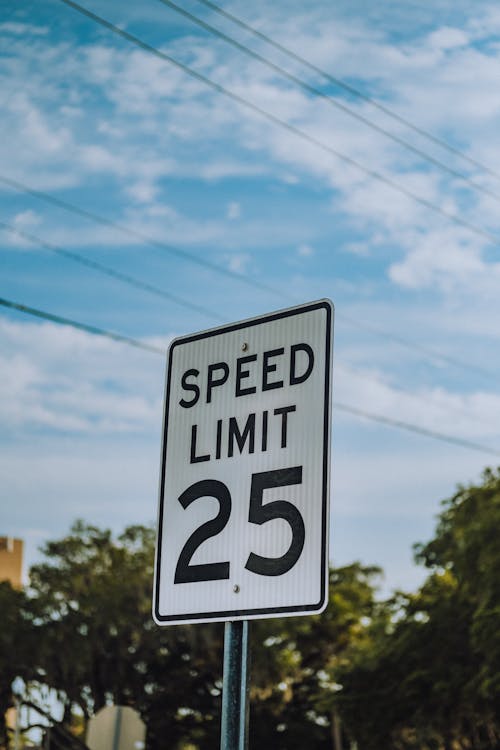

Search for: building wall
xmin=0 ymin=536 xmax=24 ymax=588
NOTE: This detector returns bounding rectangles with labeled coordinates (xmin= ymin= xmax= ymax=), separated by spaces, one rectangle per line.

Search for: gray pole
xmin=112 ymin=705 xmax=123 ymax=750
xmin=220 ymin=620 xmax=250 ymax=750
xmin=13 ymin=695 xmax=20 ymax=750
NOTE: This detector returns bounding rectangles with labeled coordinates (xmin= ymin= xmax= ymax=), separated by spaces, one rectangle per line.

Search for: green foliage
xmin=27 ymin=520 xmax=224 ymax=750
xmin=9 ymin=467 xmax=500 ymax=750
xmin=0 ymin=582 xmax=36 ymax=747
xmin=339 ymin=466 xmax=500 ymax=749
xmin=248 ymin=563 xmax=384 ymax=748
xmin=2 ymin=519 xmax=383 ymax=749
xmin=29 ymin=522 xmax=157 ymax=715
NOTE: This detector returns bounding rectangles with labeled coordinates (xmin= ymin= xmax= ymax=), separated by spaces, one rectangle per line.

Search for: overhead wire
xmin=336 ymin=361 xmax=479 ymax=424
xmin=338 ymin=312 xmax=498 ymax=382
xmin=1 ymin=294 xmax=499 ymax=459
xmin=49 ymin=0 xmax=500 ymax=384
xmin=156 ymin=0 xmax=500 ymax=207
xmin=2 ymin=173 xmax=498 ymax=383
xmin=56 ymin=1 xmax=500 ymax=251
xmin=0 ymin=220 xmax=486 ymax=425
xmin=2 ymin=6 xmax=498 ymax=502
xmin=0 ymin=296 xmax=164 ymax=354
xmin=2 ymin=0 xmax=497 ymax=383
xmin=0 ymin=221 xmax=223 ymax=322
xmin=0 ymin=175 xmax=286 ymax=303
xmin=193 ymin=0 xmax=500 ymax=183
xmin=335 ymin=403 xmax=500 ymax=459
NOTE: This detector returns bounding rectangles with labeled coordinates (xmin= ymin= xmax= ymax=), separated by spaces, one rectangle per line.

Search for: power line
xmin=193 ymin=0 xmax=500 ymax=183
xmin=335 ymin=362 xmax=477 ymax=424
xmin=3 ymin=220 xmax=495 ymax=427
xmin=51 ymin=0 xmax=500 ymax=383
xmin=335 ymin=403 xmax=500 ymax=459
xmin=0 ymin=296 xmax=164 ymax=354
xmin=0 ymin=221 xmax=486 ymax=426
xmin=339 ymin=313 xmax=498 ymax=382
xmin=3 ymin=2 xmax=497 ymax=382
xmin=0 ymin=221 xmax=223 ymax=322
xmin=0 ymin=174 xmax=285 ymax=303
xmin=2 ymin=294 xmax=498 ymax=458
xmin=56 ymin=0 xmax=500 ymax=252
xmin=157 ymin=0 xmax=500 ymax=207
xmin=2 ymin=172 xmax=497 ymax=384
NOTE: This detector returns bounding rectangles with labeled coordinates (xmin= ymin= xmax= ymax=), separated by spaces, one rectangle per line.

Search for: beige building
xmin=0 ymin=536 xmax=24 ymax=588
xmin=1 ymin=537 xmax=24 ymax=737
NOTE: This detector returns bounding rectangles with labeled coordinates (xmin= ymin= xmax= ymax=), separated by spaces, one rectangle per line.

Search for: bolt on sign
xmin=153 ymin=299 xmax=334 ymax=625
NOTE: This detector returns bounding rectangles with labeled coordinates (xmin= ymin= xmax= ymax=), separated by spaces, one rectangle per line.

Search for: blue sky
xmin=2 ymin=0 xmax=500 ymax=595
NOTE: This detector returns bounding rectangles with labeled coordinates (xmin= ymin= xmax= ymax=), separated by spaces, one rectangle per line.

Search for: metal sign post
xmin=220 ymin=621 xmax=250 ymax=750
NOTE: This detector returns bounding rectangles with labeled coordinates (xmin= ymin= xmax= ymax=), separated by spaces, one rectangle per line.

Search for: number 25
xmin=174 ymin=467 xmax=304 ymax=584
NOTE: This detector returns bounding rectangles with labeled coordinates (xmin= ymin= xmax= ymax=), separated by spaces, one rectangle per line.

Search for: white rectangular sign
xmin=153 ymin=299 xmax=333 ymax=625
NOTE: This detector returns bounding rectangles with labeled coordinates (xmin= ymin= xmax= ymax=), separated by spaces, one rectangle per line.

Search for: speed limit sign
xmin=153 ymin=300 xmax=333 ymax=625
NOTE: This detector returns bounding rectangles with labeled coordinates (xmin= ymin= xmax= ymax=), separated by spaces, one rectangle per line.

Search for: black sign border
xmin=153 ymin=299 xmax=333 ymax=624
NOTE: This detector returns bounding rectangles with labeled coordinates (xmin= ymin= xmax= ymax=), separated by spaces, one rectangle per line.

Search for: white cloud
xmin=427 ymin=26 xmax=469 ymax=51
xmin=1 ymin=212 xmax=43 ymax=249
xmin=4 ymin=4 xmax=499 ymax=283
xmin=77 ymin=144 xmax=127 ymax=175
xmin=386 ymin=223 xmax=500 ymax=300
xmin=335 ymin=360 xmax=500 ymax=443
xmin=0 ymin=22 xmax=48 ymax=36
xmin=10 ymin=92 xmax=72 ymax=156
xmin=227 ymin=201 xmax=241 ymax=220
xmin=343 ymin=241 xmax=370 ymax=257
xmin=226 ymin=252 xmax=251 ymax=272
xmin=125 ymin=181 xmax=159 ymax=204
xmin=198 ymin=160 xmax=267 ymax=180
xmin=297 ymin=243 xmax=314 ymax=257
xmin=388 ymin=228 xmax=482 ymax=289
xmin=13 ymin=210 xmax=42 ymax=228
xmin=0 ymin=319 xmax=166 ymax=435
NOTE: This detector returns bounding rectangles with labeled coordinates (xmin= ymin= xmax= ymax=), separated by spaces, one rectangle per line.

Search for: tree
xmin=28 ymin=521 xmax=225 ymax=749
xmin=339 ymin=467 xmax=500 ymax=749
xmin=12 ymin=469 xmax=500 ymax=748
xmin=415 ymin=466 xmax=500 ymax=745
xmin=0 ymin=582 xmax=36 ymax=748
xmin=249 ymin=563 xmax=384 ymax=749
xmin=25 ymin=521 xmax=384 ymax=749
